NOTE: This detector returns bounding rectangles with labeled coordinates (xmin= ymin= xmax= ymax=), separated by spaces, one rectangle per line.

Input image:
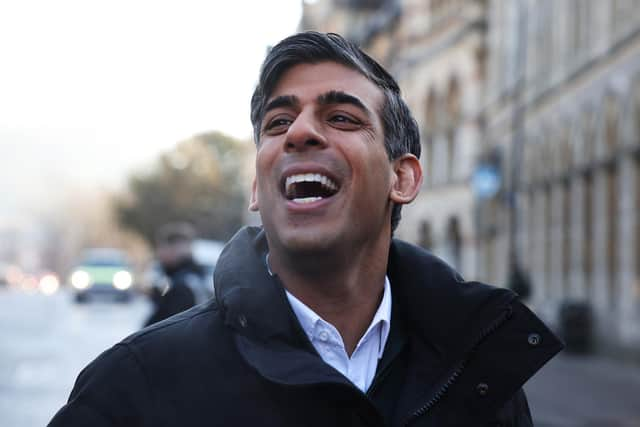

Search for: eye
xmin=328 ymin=113 xmax=361 ymax=129
xmin=263 ymin=116 xmax=292 ymax=135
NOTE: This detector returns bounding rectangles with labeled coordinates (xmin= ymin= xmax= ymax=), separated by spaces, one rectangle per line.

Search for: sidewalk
xmin=525 ymin=353 xmax=640 ymax=426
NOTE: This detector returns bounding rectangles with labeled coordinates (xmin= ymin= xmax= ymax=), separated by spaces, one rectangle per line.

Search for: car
xmin=192 ymin=239 xmax=225 ymax=291
xmin=69 ymin=248 xmax=135 ymax=303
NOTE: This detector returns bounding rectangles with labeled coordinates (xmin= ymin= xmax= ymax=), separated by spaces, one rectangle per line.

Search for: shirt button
xmin=528 ymin=333 xmax=541 ymax=346
xmin=476 ymin=382 xmax=489 ymax=397
xmin=238 ymin=314 xmax=247 ymax=328
xmin=318 ymin=330 xmax=329 ymax=341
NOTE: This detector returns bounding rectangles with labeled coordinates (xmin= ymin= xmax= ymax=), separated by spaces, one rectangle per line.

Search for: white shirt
xmin=285 ymin=277 xmax=392 ymax=392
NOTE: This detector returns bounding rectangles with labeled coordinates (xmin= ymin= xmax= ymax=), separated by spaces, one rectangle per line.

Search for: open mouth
xmin=284 ymin=173 xmax=339 ymax=204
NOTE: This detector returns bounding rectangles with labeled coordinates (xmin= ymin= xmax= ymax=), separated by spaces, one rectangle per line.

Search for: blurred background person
xmin=144 ymin=222 xmax=210 ymax=326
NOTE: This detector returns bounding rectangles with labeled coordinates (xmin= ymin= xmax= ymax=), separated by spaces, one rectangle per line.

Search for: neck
xmin=268 ymin=236 xmax=390 ymax=356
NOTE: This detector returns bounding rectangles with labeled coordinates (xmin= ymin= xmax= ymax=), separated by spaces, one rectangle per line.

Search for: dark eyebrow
xmin=317 ymin=90 xmax=370 ymax=118
xmin=263 ymin=95 xmax=299 ymax=115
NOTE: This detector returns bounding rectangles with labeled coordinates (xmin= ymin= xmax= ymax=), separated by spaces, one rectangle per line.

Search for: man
xmin=144 ymin=222 xmax=209 ymax=327
xmin=49 ymin=32 xmax=562 ymax=427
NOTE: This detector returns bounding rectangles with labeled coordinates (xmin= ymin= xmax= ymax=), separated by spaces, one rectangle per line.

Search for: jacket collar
xmin=215 ymin=226 xmax=516 ymax=354
xmin=214 ymin=226 xmax=302 ymax=344
xmin=214 ymin=226 xmax=351 ymax=388
xmin=214 ymin=226 xmax=562 ymax=409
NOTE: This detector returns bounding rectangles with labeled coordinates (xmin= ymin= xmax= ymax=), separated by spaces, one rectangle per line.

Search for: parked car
xmin=69 ymin=248 xmax=135 ymax=303
xmin=192 ymin=239 xmax=225 ymax=291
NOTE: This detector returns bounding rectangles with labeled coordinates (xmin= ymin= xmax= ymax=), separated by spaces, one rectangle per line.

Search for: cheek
xmin=255 ymin=147 xmax=277 ymax=179
xmin=365 ymin=148 xmax=394 ymax=181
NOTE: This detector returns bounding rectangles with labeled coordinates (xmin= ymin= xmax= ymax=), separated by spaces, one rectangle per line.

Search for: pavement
xmin=526 ymin=352 xmax=640 ymax=426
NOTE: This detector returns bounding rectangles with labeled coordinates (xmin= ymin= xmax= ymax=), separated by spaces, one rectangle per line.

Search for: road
xmin=526 ymin=354 xmax=640 ymax=426
xmin=0 ymin=288 xmax=150 ymax=426
xmin=0 ymin=287 xmax=639 ymax=426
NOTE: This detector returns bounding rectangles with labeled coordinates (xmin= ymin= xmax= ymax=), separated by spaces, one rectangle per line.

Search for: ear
xmin=248 ymin=176 xmax=259 ymax=212
xmin=390 ymin=154 xmax=422 ymax=205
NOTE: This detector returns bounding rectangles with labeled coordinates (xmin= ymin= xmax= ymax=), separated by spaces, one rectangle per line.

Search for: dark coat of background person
xmin=144 ymin=257 xmax=205 ymax=327
xmin=49 ymin=227 xmax=563 ymax=427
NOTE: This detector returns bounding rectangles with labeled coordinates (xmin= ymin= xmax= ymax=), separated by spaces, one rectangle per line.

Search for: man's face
xmin=156 ymin=241 xmax=191 ymax=268
xmin=250 ymin=61 xmax=397 ymax=256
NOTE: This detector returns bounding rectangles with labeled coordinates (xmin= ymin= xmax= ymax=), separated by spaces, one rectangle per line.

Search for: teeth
xmin=285 ymin=173 xmax=338 ymax=194
xmin=292 ymin=197 xmax=322 ymax=204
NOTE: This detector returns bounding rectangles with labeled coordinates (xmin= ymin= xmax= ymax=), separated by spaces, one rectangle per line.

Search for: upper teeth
xmin=285 ymin=173 xmax=337 ymax=194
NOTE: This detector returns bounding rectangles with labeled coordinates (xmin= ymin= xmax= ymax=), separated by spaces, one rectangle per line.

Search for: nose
xmin=284 ymin=110 xmax=327 ymax=152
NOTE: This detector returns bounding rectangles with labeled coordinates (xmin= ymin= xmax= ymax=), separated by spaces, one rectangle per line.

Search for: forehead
xmin=268 ymin=62 xmax=384 ymax=113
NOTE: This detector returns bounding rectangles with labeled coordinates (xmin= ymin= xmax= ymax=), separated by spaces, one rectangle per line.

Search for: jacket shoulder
xmin=49 ymin=342 xmax=153 ymax=426
xmin=123 ymin=298 xmax=227 ymax=354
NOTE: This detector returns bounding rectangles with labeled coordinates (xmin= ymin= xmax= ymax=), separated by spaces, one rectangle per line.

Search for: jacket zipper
xmin=403 ymin=304 xmax=514 ymax=426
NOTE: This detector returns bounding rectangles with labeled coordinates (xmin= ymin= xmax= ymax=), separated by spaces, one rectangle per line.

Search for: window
xmin=605 ymin=95 xmax=619 ymax=150
xmin=562 ymin=179 xmax=571 ymax=296
xmin=607 ymin=165 xmax=619 ymax=307
xmin=445 ymin=216 xmax=462 ymax=269
xmin=635 ymin=155 xmax=640 ymax=308
xmin=419 ymin=221 xmax=433 ymax=250
xmin=424 ymin=89 xmax=438 ymax=184
xmin=583 ymin=172 xmax=593 ymax=297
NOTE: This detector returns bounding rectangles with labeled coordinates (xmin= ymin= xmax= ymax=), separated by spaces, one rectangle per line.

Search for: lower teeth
xmin=292 ymin=197 xmax=322 ymax=204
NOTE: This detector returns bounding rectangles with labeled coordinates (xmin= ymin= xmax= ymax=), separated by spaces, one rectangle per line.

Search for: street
xmin=0 ymin=288 xmax=150 ymax=426
xmin=526 ymin=354 xmax=640 ymax=426
xmin=0 ymin=287 xmax=639 ymax=426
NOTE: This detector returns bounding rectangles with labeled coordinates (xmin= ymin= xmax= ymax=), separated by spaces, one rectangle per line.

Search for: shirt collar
xmin=285 ymin=276 xmax=392 ymax=359
xmin=285 ymin=290 xmax=322 ymax=342
xmin=372 ymin=276 xmax=392 ymax=358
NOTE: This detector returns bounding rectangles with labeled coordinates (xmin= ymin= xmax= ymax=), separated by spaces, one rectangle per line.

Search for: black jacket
xmin=49 ymin=226 xmax=562 ymax=427
xmin=145 ymin=258 xmax=206 ymax=327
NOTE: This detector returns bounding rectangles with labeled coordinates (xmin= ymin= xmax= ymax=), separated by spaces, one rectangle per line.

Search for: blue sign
xmin=472 ymin=165 xmax=501 ymax=199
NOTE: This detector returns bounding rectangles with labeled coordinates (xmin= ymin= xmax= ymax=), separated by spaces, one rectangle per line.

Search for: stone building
xmin=301 ymin=0 xmax=640 ymax=355
xmin=482 ymin=0 xmax=640 ymax=354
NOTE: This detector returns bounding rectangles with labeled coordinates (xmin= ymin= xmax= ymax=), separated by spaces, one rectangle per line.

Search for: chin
xmin=273 ymin=226 xmax=341 ymax=255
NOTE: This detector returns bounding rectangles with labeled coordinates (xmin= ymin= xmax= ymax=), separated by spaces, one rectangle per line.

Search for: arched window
xmin=423 ymin=89 xmax=438 ymax=185
xmin=606 ymin=163 xmax=619 ymax=306
xmin=604 ymin=94 xmax=620 ymax=150
xmin=445 ymin=216 xmax=462 ymax=269
xmin=419 ymin=220 xmax=433 ymax=250
xmin=425 ymin=88 xmax=438 ymax=131
xmin=583 ymin=109 xmax=597 ymax=164
xmin=583 ymin=171 xmax=594 ymax=297
xmin=635 ymin=153 xmax=640 ymax=307
xmin=634 ymin=79 xmax=640 ymax=143
xmin=446 ymin=77 xmax=461 ymax=124
xmin=562 ymin=177 xmax=571 ymax=296
xmin=544 ymin=182 xmax=552 ymax=300
xmin=446 ymin=77 xmax=461 ymax=181
xmin=559 ymin=128 xmax=572 ymax=296
xmin=475 ymin=45 xmax=488 ymax=81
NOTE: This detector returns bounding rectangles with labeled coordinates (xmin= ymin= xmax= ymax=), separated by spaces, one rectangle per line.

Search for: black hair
xmin=250 ymin=31 xmax=420 ymax=231
xmin=155 ymin=222 xmax=196 ymax=246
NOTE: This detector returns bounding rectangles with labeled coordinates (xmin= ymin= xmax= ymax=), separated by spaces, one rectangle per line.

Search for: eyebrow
xmin=317 ymin=90 xmax=370 ymax=117
xmin=263 ymin=95 xmax=299 ymax=115
xmin=262 ymin=90 xmax=371 ymax=119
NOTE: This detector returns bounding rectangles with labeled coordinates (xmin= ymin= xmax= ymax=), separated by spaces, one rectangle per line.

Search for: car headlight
xmin=113 ymin=271 xmax=133 ymax=290
xmin=71 ymin=270 xmax=91 ymax=290
xmin=39 ymin=274 xmax=60 ymax=295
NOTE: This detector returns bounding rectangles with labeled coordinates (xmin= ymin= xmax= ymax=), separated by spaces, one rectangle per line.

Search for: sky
xmin=0 ymin=0 xmax=303 ymax=225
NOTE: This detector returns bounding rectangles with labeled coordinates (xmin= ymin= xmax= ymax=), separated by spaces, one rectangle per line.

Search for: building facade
xmin=483 ymin=0 xmax=640 ymax=354
xmin=302 ymin=0 xmax=640 ymax=355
